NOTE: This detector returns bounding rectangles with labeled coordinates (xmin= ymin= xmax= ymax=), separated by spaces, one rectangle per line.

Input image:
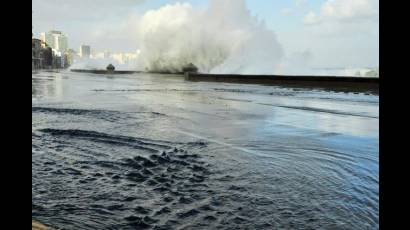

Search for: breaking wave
xmin=136 ymin=0 xmax=284 ymax=74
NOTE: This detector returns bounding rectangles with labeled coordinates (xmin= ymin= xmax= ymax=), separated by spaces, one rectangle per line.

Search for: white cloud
xmin=293 ymin=0 xmax=379 ymax=68
xmin=303 ymin=0 xmax=378 ymax=25
xmin=304 ymin=11 xmax=321 ymax=25
xmin=321 ymin=0 xmax=378 ymax=21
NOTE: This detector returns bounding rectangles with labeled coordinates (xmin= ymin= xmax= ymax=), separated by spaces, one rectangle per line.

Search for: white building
xmin=40 ymin=30 xmax=68 ymax=53
xmin=79 ymin=45 xmax=91 ymax=58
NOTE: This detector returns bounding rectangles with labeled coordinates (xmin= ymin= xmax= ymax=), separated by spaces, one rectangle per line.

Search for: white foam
xmin=135 ymin=0 xmax=284 ymax=74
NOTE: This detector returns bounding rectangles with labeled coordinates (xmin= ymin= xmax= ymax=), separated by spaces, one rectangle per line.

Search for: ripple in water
xmin=32 ymin=104 xmax=378 ymax=229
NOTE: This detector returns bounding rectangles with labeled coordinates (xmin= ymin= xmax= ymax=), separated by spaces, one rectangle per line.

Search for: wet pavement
xmin=32 ymin=71 xmax=379 ymax=229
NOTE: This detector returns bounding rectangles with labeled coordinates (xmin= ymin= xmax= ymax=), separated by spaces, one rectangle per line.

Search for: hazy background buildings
xmin=32 ymin=28 xmax=139 ymax=70
xmin=79 ymin=45 xmax=91 ymax=58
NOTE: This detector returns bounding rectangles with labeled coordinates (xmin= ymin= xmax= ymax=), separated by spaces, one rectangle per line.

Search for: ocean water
xmin=32 ymin=71 xmax=379 ymax=229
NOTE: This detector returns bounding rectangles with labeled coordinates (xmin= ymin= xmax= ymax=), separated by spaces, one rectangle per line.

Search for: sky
xmin=32 ymin=0 xmax=379 ymax=68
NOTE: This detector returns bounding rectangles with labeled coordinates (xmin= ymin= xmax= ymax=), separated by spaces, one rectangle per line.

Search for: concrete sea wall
xmin=185 ymin=73 xmax=379 ymax=94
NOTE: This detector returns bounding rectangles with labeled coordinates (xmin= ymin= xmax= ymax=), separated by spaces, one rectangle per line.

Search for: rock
xmin=106 ymin=64 xmax=115 ymax=71
xmin=32 ymin=220 xmax=54 ymax=230
xmin=182 ymin=63 xmax=198 ymax=73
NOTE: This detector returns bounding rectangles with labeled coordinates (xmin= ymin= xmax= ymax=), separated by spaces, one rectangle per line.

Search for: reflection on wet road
xmin=32 ymin=71 xmax=378 ymax=229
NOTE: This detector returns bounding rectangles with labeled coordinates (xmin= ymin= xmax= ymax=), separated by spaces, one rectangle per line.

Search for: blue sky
xmin=32 ymin=0 xmax=379 ymax=68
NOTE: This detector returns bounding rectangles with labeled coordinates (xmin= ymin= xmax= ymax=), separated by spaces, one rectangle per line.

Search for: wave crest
xmin=136 ymin=0 xmax=284 ymax=74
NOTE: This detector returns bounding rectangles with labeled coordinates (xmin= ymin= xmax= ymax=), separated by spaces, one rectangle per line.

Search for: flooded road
xmin=32 ymin=71 xmax=379 ymax=229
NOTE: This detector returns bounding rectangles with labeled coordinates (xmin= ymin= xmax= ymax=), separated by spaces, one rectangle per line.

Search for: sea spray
xmin=68 ymin=0 xmax=377 ymax=77
xmin=69 ymin=57 xmax=137 ymax=71
xmin=136 ymin=0 xmax=284 ymax=74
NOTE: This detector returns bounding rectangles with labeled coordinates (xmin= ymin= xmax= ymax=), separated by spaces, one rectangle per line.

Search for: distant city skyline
xmin=32 ymin=0 xmax=379 ymax=68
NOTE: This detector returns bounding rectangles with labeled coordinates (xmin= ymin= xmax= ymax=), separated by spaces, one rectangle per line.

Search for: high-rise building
xmin=40 ymin=30 xmax=68 ymax=53
xmin=79 ymin=45 xmax=91 ymax=58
